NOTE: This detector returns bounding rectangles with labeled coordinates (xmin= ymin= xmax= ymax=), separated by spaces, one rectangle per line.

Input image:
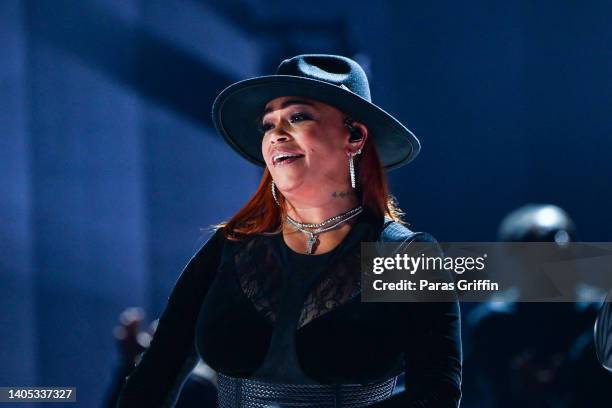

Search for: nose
xmin=270 ymin=133 xmax=290 ymax=144
xmin=268 ymin=123 xmax=292 ymax=144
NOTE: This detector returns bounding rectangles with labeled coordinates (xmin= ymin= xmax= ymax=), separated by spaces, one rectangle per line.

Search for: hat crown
xmin=276 ymin=54 xmax=371 ymax=102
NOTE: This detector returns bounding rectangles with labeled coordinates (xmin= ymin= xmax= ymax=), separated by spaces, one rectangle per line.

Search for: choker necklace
xmin=286 ymin=206 xmax=363 ymax=254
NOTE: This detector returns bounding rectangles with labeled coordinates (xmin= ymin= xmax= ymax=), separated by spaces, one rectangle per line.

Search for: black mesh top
xmin=117 ymin=209 xmax=462 ymax=407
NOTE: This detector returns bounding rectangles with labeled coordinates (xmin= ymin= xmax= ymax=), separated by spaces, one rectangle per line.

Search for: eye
xmin=290 ymin=112 xmax=311 ymax=123
xmin=260 ymin=112 xmax=312 ymax=135
xmin=260 ymin=122 xmax=274 ymax=134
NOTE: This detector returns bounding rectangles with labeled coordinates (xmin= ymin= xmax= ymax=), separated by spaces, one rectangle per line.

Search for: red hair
xmin=218 ymin=136 xmax=405 ymax=240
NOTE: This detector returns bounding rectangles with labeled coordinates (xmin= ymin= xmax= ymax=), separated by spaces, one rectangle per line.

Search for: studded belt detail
xmin=217 ymin=373 xmax=398 ymax=407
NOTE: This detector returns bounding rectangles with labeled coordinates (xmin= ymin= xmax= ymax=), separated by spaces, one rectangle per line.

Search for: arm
xmin=371 ymin=233 xmax=463 ymax=408
xmin=116 ymin=229 xmax=225 ymax=407
xmin=595 ymin=290 xmax=612 ymax=372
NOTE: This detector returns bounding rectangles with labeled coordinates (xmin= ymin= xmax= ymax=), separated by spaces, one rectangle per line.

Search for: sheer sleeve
xmin=116 ymin=228 xmax=225 ymax=407
xmin=370 ymin=232 xmax=463 ymax=408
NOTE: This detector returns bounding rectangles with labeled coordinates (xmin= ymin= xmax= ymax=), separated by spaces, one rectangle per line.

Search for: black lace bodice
xmin=234 ymin=232 xmax=362 ymax=331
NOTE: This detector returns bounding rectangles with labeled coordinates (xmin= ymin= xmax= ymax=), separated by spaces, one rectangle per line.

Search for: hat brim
xmin=212 ymin=75 xmax=420 ymax=170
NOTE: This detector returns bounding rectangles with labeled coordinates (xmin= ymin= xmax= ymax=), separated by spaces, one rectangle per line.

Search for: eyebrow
xmin=263 ymin=99 xmax=315 ymax=116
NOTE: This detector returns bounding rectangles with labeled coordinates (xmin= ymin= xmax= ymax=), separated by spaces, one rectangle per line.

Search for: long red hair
xmin=219 ymin=138 xmax=405 ymax=240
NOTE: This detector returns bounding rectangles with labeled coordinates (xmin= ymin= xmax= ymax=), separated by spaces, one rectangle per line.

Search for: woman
xmin=117 ymin=54 xmax=462 ymax=407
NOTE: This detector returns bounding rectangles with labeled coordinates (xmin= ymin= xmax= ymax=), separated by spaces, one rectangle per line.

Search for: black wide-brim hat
xmin=212 ymin=54 xmax=420 ymax=170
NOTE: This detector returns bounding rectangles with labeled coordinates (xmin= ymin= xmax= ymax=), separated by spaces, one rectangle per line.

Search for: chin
xmin=274 ymin=177 xmax=302 ymax=194
xmin=277 ymin=171 xmax=322 ymax=195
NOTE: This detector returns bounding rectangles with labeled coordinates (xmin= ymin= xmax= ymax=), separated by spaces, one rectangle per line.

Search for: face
xmin=260 ymin=96 xmax=366 ymax=201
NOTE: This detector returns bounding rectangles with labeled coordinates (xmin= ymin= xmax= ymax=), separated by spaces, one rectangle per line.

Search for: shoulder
xmin=379 ymin=217 xmax=439 ymax=244
xmin=191 ymin=227 xmax=228 ymax=261
xmin=378 ymin=218 xmax=443 ymax=259
xmin=200 ymin=227 xmax=227 ymax=248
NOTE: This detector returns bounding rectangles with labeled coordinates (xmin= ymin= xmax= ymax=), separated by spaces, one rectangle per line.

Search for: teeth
xmin=273 ymin=153 xmax=302 ymax=164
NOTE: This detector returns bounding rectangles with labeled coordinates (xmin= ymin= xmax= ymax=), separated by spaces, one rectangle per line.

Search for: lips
xmin=271 ymin=151 xmax=305 ymax=166
xmin=275 ymin=156 xmax=303 ymax=166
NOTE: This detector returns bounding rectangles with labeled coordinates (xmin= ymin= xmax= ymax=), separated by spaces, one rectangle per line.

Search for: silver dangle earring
xmin=348 ymin=149 xmax=362 ymax=189
xmin=271 ymin=180 xmax=280 ymax=205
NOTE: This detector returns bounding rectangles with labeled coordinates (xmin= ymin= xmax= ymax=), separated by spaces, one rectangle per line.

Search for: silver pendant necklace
xmin=286 ymin=206 xmax=363 ymax=254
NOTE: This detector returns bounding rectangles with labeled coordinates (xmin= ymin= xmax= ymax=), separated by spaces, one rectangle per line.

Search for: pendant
xmin=306 ymin=232 xmax=318 ymax=254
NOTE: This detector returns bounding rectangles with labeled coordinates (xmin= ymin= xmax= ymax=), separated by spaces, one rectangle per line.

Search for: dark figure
xmin=595 ymin=291 xmax=612 ymax=372
xmin=117 ymin=54 xmax=462 ymax=407
xmin=104 ymin=308 xmax=217 ymax=407
xmin=463 ymin=204 xmax=610 ymax=407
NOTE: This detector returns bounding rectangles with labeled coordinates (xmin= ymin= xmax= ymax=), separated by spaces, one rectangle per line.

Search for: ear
xmin=346 ymin=120 xmax=368 ymax=155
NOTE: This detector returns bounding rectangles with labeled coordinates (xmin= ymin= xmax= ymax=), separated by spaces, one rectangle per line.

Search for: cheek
xmin=305 ymin=130 xmax=343 ymax=155
xmin=309 ymin=151 xmax=347 ymax=176
xmin=303 ymin=138 xmax=345 ymax=168
xmin=261 ymin=137 xmax=272 ymax=164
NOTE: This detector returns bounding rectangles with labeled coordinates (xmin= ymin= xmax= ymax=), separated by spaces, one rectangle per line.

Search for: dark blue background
xmin=2 ymin=1 xmax=610 ymax=406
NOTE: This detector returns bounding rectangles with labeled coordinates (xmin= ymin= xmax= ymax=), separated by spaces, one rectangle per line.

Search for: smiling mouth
xmin=272 ymin=153 xmax=305 ymax=166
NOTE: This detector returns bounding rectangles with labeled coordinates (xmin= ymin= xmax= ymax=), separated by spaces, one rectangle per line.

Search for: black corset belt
xmin=217 ymin=373 xmax=399 ymax=407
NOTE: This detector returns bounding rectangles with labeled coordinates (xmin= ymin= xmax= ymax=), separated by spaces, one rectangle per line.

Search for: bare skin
xmin=261 ymin=96 xmax=368 ymax=255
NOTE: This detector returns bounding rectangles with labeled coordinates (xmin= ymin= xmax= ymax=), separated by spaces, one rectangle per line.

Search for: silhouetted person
xmin=104 ymin=307 xmax=217 ymax=408
xmin=463 ymin=204 xmax=609 ymax=407
xmin=595 ymin=291 xmax=612 ymax=372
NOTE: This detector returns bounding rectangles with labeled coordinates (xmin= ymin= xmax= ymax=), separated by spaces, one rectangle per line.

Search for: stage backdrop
xmin=1 ymin=1 xmax=611 ymax=406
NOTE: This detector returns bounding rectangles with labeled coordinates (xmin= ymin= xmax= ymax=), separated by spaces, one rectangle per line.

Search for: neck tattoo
xmin=331 ymin=191 xmax=353 ymax=198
